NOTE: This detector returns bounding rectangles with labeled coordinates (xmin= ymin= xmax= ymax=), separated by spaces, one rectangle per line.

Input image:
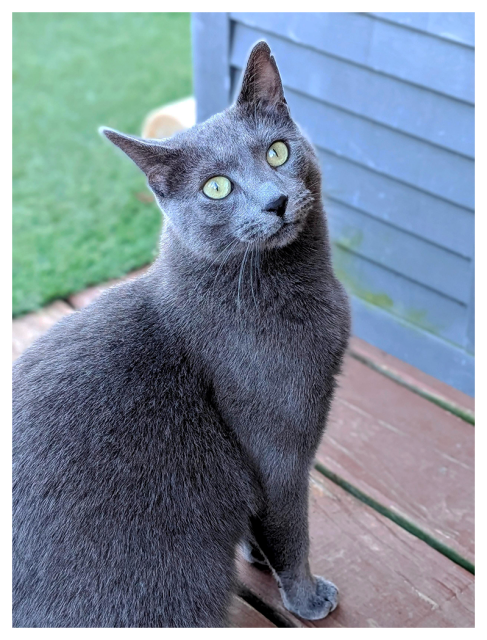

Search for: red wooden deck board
xmin=317 ymin=356 xmax=474 ymax=565
xmin=228 ymin=596 xmax=276 ymax=627
xmin=238 ymin=472 xmax=474 ymax=628
xmin=349 ymin=336 xmax=474 ymax=415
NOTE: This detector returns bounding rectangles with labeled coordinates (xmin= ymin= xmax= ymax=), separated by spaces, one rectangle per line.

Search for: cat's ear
xmin=99 ymin=127 xmax=172 ymax=179
xmin=237 ymin=41 xmax=286 ymax=108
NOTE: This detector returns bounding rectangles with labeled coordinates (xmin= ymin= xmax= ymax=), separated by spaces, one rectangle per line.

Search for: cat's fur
xmin=12 ymin=42 xmax=350 ymax=627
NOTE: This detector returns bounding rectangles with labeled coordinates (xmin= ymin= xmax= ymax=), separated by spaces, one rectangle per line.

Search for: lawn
xmin=13 ymin=13 xmax=192 ymax=316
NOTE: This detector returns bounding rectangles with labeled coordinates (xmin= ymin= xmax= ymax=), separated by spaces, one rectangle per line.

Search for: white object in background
xmin=141 ymin=96 xmax=196 ymax=139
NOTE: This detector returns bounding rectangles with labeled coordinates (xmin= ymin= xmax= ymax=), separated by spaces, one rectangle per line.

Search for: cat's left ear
xmin=99 ymin=127 xmax=174 ymax=186
xmin=236 ymin=41 xmax=287 ymax=108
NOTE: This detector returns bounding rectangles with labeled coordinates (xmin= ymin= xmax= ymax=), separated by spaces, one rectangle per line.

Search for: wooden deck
xmin=12 ymin=268 xmax=475 ymax=628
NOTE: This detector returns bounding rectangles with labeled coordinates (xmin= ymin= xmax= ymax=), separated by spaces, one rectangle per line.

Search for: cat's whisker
xmin=208 ymin=238 xmax=240 ymax=299
xmin=293 ymin=191 xmax=314 ymax=212
xmin=249 ymin=245 xmax=258 ymax=309
xmin=256 ymin=245 xmax=262 ymax=294
xmin=194 ymin=238 xmax=239 ymax=298
xmin=293 ymin=192 xmax=315 ymax=220
xmin=203 ymin=239 xmax=240 ymax=300
xmin=237 ymin=244 xmax=250 ymax=312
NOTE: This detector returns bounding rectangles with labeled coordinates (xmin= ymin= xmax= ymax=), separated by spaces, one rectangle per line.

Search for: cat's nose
xmin=264 ymin=194 xmax=288 ymax=218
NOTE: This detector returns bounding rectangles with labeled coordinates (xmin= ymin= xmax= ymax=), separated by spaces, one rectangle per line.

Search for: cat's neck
xmin=151 ymin=202 xmax=334 ymax=312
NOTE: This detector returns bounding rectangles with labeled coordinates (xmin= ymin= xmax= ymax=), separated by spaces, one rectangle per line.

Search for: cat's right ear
xmin=236 ymin=41 xmax=287 ymax=109
xmin=99 ymin=127 xmax=173 ymax=183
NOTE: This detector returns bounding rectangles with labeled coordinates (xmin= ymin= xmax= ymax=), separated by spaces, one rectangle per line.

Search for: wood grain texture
xmin=228 ymin=596 xmax=276 ymax=627
xmin=12 ymin=300 xmax=73 ymax=361
xmin=238 ymin=472 xmax=474 ymax=627
xmin=368 ymin=12 xmax=475 ymax=47
xmin=230 ymin=23 xmax=474 ymax=157
xmin=230 ymin=13 xmax=475 ymax=103
xmin=317 ymin=356 xmax=474 ymax=565
xmin=349 ymin=336 xmax=474 ymax=415
xmin=329 ymin=200 xmax=471 ymax=304
xmin=348 ymin=296 xmax=474 ymax=397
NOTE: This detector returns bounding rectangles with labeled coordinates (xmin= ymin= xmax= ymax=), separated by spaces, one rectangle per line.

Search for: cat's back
xmin=12 ymin=275 xmax=256 ymax=627
xmin=12 ymin=271 xmax=244 ymax=502
xmin=13 ymin=274 xmax=187 ymax=425
xmin=15 ymin=274 xmax=168 ymax=381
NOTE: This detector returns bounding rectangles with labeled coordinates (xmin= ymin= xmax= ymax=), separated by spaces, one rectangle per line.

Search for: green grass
xmin=13 ymin=13 xmax=192 ymax=316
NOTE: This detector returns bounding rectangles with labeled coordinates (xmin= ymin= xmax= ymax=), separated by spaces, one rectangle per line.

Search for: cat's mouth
xmin=264 ymin=219 xmax=303 ymax=248
xmin=236 ymin=199 xmax=310 ymax=247
xmin=237 ymin=218 xmax=304 ymax=249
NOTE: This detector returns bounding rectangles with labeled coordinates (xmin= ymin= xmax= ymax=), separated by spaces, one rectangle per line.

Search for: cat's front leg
xmin=248 ymin=472 xmax=338 ymax=621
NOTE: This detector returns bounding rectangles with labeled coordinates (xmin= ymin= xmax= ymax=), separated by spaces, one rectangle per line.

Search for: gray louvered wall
xmin=192 ymin=12 xmax=475 ymax=396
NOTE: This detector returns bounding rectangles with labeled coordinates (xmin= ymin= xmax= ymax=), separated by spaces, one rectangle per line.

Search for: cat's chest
xmin=203 ymin=298 xmax=336 ymax=407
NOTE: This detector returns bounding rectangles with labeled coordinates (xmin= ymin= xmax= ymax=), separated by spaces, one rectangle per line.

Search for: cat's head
xmin=101 ymin=41 xmax=321 ymax=260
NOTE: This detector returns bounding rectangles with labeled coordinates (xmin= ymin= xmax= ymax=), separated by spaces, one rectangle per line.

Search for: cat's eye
xmin=203 ymin=176 xmax=232 ymax=200
xmin=267 ymin=141 xmax=289 ymax=167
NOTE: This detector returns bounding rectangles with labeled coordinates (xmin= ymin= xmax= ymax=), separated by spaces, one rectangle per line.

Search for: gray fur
xmin=13 ymin=41 xmax=350 ymax=627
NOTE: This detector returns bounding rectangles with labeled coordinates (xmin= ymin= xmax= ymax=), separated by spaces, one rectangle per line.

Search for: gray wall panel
xmin=369 ymin=12 xmax=475 ymax=47
xmin=318 ymin=149 xmax=474 ymax=258
xmin=192 ymin=13 xmax=231 ymax=123
xmin=328 ymin=201 xmax=471 ymax=304
xmin=466 ymin=265 xmax=475 ymax=355
xmin=231 ymin=12 xmax=474 ymax=102
xmin=350 ymin=296 xmax=474 ymax=396
xmin=231 ymin=24 xmax=474 ymax=156
xmin=331 ymin=245 xmax=468 ymax=348
xmin=287 ymin=89 xmax=474 ymax=209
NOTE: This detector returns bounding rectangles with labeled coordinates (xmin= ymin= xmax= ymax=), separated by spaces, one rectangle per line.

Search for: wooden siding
xmin=192 ymin=12 xmax=475 ymax=395
xmin=230 ymin=13 xmax=475 ymax=102
xmin=368 ymin=12 xmax=475 ymax=47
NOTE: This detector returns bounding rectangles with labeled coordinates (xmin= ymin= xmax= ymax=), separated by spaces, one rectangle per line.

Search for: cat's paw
xmin=280 ymin=575 xmax=339 ymax=621
xmin=240 ymin=539 xmax=271 ymax=572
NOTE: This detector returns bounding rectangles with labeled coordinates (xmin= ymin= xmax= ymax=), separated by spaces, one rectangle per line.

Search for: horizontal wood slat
xmin=228 ymin=596 xmax=276 ymax=627
xmin=349 ymin=336 xmax=474 ymax=420
xmin=318 ymin=356 xmax=475 ymax=565
xmin=349 ymin=296 xmax=474 ymax=396
xmin=230 ymin=13 xmax=474 ymax=102
xmin=285 ymin=89 xmax=474 ymax=210
xmin=328 ymin=201 xmax=472 ymax=304
xmin=231 ymin=23 xmax=474 ymax=157
xmin=368 ymin=12 xmax=475 ymax=47
xmin=317 ymin=149 xmax=474 ymax=259
xmin=238 ymin=470 xmax=474 ymax=627
xmin=332 ymin=246 xmax=468 ymax=348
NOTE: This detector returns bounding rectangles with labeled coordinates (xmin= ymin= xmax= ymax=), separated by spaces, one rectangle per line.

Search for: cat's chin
xmin=262 ymin=220 xmax=303 ymax=249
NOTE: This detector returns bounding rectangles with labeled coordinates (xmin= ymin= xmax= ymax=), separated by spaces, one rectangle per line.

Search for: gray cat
xmin=13 ymin=41 xmax=350 ymax=627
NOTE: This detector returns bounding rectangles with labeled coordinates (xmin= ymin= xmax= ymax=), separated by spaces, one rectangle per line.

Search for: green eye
xmin=203 ymin=176 xmax=232 ymax=199
xmin=267 ymin=141 xmax=289 ymax=167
